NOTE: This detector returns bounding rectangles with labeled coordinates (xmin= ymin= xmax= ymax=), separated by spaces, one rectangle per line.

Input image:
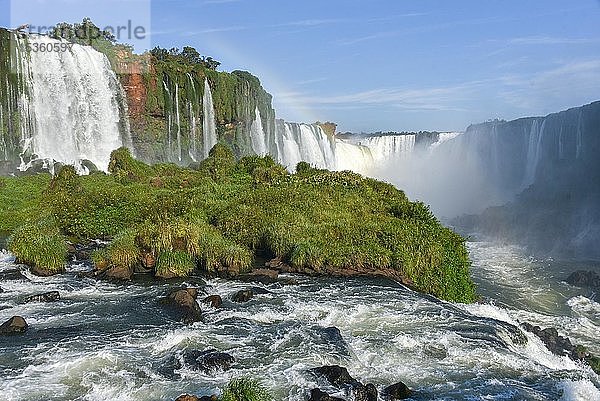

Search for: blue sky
xmin=3 ymin=0 xmax=600 ymax=131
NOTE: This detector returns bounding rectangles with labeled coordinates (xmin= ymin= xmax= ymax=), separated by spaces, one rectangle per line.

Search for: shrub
xmin=107 ymin=229 xmax=140 ymax=269
xmin=155 ymin=250 xmax=196 ymax=278
xmin=221 ymin=378 xmax=273 ymax=401
xmin=7 ymin=218 xmax=67 ymax=274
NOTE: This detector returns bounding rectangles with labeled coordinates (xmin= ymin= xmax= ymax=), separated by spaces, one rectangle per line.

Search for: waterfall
xmin=335 ymin=140 xmax=373 ymax=172
xmin=202 ymin=78 xmax=217 ymax=158
xmin=358 ymin=135 xmax=416 ymax=163
xmin=20 ymin=35 xmax=129 ymax=172
xmin=174 ymin=83 xmax=182 ymax=162
xmin=250 ymin=107 xmax=267 ymax=155
xmin=431 ymin=132 xmax=462 ymax=149
xmin=187 ymin=73 xmax=198 ymax=162
xmin=522 ymin=119 xmax=545 ymax=190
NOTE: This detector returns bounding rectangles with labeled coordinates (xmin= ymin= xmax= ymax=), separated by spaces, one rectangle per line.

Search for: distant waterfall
xmin=357 ymin=135 xmax=416 ymax=163
xmin=202 ymin=78 xmax=217 ymax=158
xmin=21 ymin=35 xmax=129 ymax=172
xmin=250 ymin=107 xmax=268 ymax=155
xmin=273 ymin=122 xmax=337 ymax=170
xmin=522 ymin=119 xmax=544 ymax=190
xmin=187 ymin=73 xmax=199 ymax=162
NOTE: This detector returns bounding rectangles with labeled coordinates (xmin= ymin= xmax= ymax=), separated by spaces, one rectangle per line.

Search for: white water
xmin=187 ymin=73 xmax=199 ymax=162
xmin=202 ymin=79 xmax=218 ymax=158
xmin=0 ymin=242 xmax=598 ymax=401
xmin=250 ymin=107 xmax=268 ymax=156
xmin=19 ymin=35 xmax=128 ymax=172
xmin=356 ymin=135 xmax=416 ymax=164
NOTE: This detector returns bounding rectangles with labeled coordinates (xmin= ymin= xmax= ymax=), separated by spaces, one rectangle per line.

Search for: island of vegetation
xmin=0 ymin=145 xmax=476 ymax=303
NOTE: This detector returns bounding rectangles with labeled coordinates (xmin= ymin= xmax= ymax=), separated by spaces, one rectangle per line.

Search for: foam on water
xmin=1 ymin=243 xmax=599 ymax=400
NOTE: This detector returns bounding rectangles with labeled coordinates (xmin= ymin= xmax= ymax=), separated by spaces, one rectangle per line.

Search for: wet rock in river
xmin=232 ymin=289 xmax=254 ymax=303
xmin=162 ymin=288 xmax=203 ymax=324
xmin=311 ymin=365 xmax=360 ymax=388
xmin=308 ymin=388 xmax=345 ymax=401
xmin=238 ymin=268 xmax=279 ymax=284
xmin=182 ymin=349 xmax=235 ymax=373
xmin=202 ymin=295 xmax=222 ymax=308
xmin=23 ymin=291 xmax=60 ymax=303
xmin=382 ymin=382 xmax=413 ymax=400
xmin=0 ymin=316 xmax=28 ymax=335
xmin=353 ymin=383 xmax=378 ymax=401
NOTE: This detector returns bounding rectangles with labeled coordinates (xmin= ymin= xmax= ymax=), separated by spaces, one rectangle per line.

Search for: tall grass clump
xmin=106 ymin=229 xmax=140 ymax=269
xmin=221 ymin=378 xmax=273 ymax=401
xmin=7 ymin=217 xmax=67 ymax=275
xmin=155 ymin=250 xmax=196 ymax=278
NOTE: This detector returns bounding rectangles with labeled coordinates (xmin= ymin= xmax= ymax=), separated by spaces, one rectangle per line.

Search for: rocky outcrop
xmin=522 ymin=323 xmax=600 ymax=374
xmin=182 ymin=349 xmax=235 ymax=373
xmin=24 ymin=291 xmax=60 ymax=303
xmin=382 ymin=382 xmax=413 ymax=400
xmin=308 ymin=389 xmax=345 ymax=401
xmin=0 ymin=316 xmax=28 ymax=335
xmin=311 ymin=365 xmax=360 ymax=388
xmin=202 ymin=295 xmax=223 ymax=308
xmin=232 ymin=289 xmax=254 ymax=303
xmin=238 ymin=268 xmax=279 ymax=284
xmin=162 ymin=288 xmax=203 ymax=324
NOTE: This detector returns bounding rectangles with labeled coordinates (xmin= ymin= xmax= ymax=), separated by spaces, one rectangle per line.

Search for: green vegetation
xmin=7 ymin=217 xmax=67 ymax=275
xmin=0 ymin=146 xmax=476 ymax=302
xmin=221 ymin=378 xmax=273 ymax=401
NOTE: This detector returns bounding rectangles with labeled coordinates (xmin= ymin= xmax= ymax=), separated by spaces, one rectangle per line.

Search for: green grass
xmin=0 ymin=147 xmax=476 ymax=302
xmin=221 ymin=378 xmax=273 ymax=401
xmin=7 ymin=217 xmax=67 ymax=274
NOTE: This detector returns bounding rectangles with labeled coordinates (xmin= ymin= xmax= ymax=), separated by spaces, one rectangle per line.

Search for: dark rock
xmin=566 ymin=270 xmax=600 ymax=288
xmin=202 ymin=295 xmax=222 ymax=308
xmin=354 ymin=384 xmax=377 ymax=401
xmin=183 ymin=349 xmax=235 ymax=373
xmin=175 ymin=395 xmax=199 ymax=401
xmin=24 ymin=291 xmax=60 ymax=303
xmin=382 ymin=382 xmax=412 ymax=400
xmin=0 ymin=286 xmax=3 ymax=293
xmin=31 ymin=265 xmax=63 ymax=277
xmin=104 ymin=264 xmax=133 ymax=281
xmin=175 ymin=395 xmax=218 ymax=401
xmin=308 ymin=388 xmax=345 ymax=401
xmin=0 ymin=316 xmax=28 ymax=335
xmin=141 ymin=252 xmax=156 ymax=270
xmin=80 ymin=159 xmax=99 ymax=173
xmin=163 ymin=288 xmax=202 ymax=324
xmin=311 ymin=365 xmax=360 ymax=388
xmin=239 ymin=269 xmax=279 ymax=284
xmin=521 ymin=323 xmax=575 ymax=357
xmin=232 ymin=289 xmax=254 ymax=303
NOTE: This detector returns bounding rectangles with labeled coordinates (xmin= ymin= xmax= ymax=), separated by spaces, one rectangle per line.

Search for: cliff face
xmin=116 ymin=53 xmax=276 ymax=165
xmin=454 ymin=101 xmax=600 ymax=260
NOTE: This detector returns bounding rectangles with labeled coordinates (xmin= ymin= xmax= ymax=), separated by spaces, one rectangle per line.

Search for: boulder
xmin=311 ymin=365 xmax=360 ymax=388
xmin=202 ymin=295 xmax=223 ymax=308
xmin=24 ymin=291 xmax=60 ymax=303
xmin=0 ymin=286 xmax=4 ymax=293
xmin=174 ymin=395 xmax=218 ymax=401
xmin=104 ymin=265 xmax=133 ymax=281
xmin=353 ymin=384 xmax=377 ymax=401
xmin=521 ymin=323 xmax=574 ymax=356
xmin=566 ymin=270 xmax=600 ymax=288
xmin=308 ymin=389 xmax=345 ymax=401
xmin=382 ymin=382 xmax=412 ymax=400
xmin=232 ymin=289 xmax=254 ymax=303
xmin=183 ymin=349 xmax=235 ymax=373
xmin=239 ymin=269 xmax=279 ymax=284
xmin=175 ymin=395 xmax=198 ymax=401
xmin=163 ymin=288 xmax=202 ymax=324
xmin=31 ymin=265 xmax=63 ymax=277
xmin=0 ymin=316 xmax=28 ymax=335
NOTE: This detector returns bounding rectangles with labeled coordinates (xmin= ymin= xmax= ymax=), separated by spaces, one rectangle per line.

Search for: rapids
xmin=0 ymin=241 xmax=598 ymax=401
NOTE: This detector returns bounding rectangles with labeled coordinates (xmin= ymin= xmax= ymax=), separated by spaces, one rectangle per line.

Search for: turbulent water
xmin=18 ymin=35 xmax=129 ymax=172
xmin=1 ymin=242 xmax=598 ymax=401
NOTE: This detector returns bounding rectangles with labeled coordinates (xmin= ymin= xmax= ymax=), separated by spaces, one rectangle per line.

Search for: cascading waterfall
xmin=202 ymin=78 xmax=217 ymax=158
xmin=174 ymin=83 xmax=182 ymax=162
xmin=187 ymin=73 xmax=198 ymax=162
xmin=250 ymin=107 xmax=268 ymax=155
xmin=357 ymin=135 xmax=416 ymax=164
xmin=522 ymin=119 xmax=544 ymax=190
xmin=20 ymin=34 xmax=129 ymax=172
